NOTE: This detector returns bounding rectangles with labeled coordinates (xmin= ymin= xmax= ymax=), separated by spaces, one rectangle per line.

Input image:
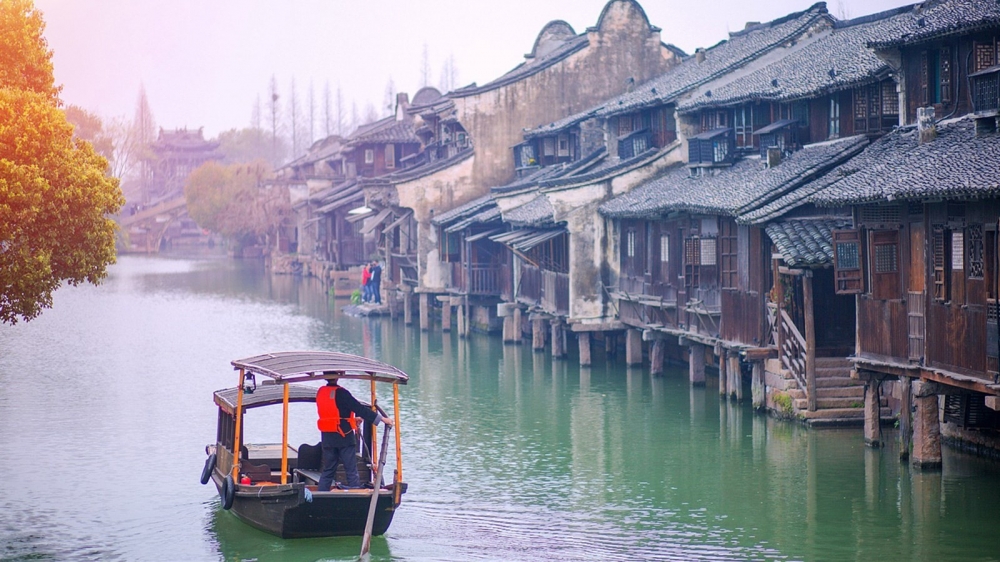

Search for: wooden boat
xmin=200 ymin=351 xmax=408 ymax=539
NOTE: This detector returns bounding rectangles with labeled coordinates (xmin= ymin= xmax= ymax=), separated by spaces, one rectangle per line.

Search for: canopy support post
xmin=281 ymin=382 xmax=289 ymax=484
xmin=232 ymin=369 xmax=246 ymax=480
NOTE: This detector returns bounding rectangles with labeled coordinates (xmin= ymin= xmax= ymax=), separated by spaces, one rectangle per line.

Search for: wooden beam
xmin=803 ymin=271 xmax=816 ymax=412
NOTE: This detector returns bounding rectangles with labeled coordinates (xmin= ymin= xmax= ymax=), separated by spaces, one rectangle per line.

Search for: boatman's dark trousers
xmin=318 ymin=432 xmax=361 ymax=490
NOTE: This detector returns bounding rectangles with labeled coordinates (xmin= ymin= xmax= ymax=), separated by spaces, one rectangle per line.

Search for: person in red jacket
xmin=360 ymin=264 xmax=372 ymax=303
xmin=315 ymin=378 xmax=393 ymax=490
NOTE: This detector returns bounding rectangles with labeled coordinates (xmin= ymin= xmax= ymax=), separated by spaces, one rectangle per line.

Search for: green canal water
xmin=1 ymin=255 xmax=999 ymax=561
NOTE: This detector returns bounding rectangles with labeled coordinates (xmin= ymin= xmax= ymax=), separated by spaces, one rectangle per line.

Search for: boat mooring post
xmin=232 ymin=369 xmax=246 ymax=480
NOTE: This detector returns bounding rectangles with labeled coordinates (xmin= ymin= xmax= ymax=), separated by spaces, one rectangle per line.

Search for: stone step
xmin=815 ymin=367 xmax=853 ymax=378
xmin=786 ymin=386 xmax=864 ymax=401
xmin=815 ymin=376 xmax=864 ymax=388
xmin=798 ymin=406 xmax=893 ymax=420
xmin=794 ymin=396 xmax=883 ymax=410
xmin=815 ymin=357 xmax=852 ymax=368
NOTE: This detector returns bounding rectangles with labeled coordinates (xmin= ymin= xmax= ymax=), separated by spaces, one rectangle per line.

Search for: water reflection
xmin=1 ymin=256 xmax=999 ymax=561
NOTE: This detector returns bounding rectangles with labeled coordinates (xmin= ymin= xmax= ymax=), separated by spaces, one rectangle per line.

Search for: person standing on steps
xmin=315 ymin=378 xmax=393 ymax=490
xmin=360 ymin=263 xmax=371 ymax=303
xmin=370 ymin=260 xmax=383 ymax=305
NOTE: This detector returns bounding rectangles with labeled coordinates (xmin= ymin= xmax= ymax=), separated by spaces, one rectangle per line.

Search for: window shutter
xmin=833 ymin=229 xmax=863 ymax=294
xmin=920 ymin=51 xmax=930 ymax=105
xmin=941 ymin=47 xmax=952 ymax=103
xmin=932 ymin=225 xmax=948 ymax=301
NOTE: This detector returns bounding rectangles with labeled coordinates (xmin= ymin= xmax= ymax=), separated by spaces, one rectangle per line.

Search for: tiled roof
xmin=599 ymin=135 xmax=867 ymax=219
xmin=869 ymin=0 xmax=1000 ymax=49
xmin=525 ymin=3 xmax=829 ymax=137
xmin=678 ymin=6 xmax=915 ymax=111
xmin=809 ymin=116 xmax=1000 ymax=205
xmin=431 ymin=194 xmax=495 ymax=226
xmin=491 ymin=148 xmax=606 ymax=195
xmin=444 ymin=205 xmax=503 ymax=233
xmin=765 ymin=217 xmax=852 ymax=267
xmin=538 ymin=146 xmax=665 ymax=189
xmin=503 ymin=194 xmax=556 ymax=227
xmin=347 ymin=119 xmax=418 ymax=146
xmin=597 ymin=3 xmax=830 ymax=118
xmin=361 ymin=147 xmax=474 ymax=187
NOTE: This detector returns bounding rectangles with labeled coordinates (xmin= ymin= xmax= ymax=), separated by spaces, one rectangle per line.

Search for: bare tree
xmin=251 ymin=94 xmax=262 ymax=130
xmin=364 ymin=101 xmax=378 ymax=124
xmin=133 ymin=84 xmax=156 ymax=203
xmin=383 ymin=77 xmax=396 ymax=117
xmin=308 ymin=79 xmax=316 ymax=146
xmin=267 ymin=75 xmax=282 ymax=166
xmin=420 ymin=43 xmax=431 ymax=88
xmin=439 ymin=54 xmax=459 ymax=93
xmin=336 ymin=84 xmax=346 ymax=135
xmin=351 ymin=101 xmax=359 ymax=133
xmin=288 ymin=77 xmax=301 ymax=157
xmin=323 ymin=80 xmax=332 ymax=137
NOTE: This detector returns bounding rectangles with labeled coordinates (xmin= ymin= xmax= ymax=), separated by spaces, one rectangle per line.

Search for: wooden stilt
xmin=419 ymin=293 xmax=430 ymax=332
xmin=441 ymin=299 xmax=451 ymax=332
xmin=751 ymin=361 xmax=765 ymax=409
xmin=532 ymin=319 xmax=546 ymax=351
xmin=718 ymin=350 xmax=727 ymax=396
xmin=650 ymin=339 xmax=665 ymax=376
xmin=579 ymin=332 xmax=592 ymax=366
xmin=864 ymin=382 xmax=882 ymax=447
xmin=551 ymin=320 xmax=566 ymax=359
xmin=625 ymin=329 xmax=642 ymax=367
xmin=898 ymin=377 xmax=912 ymax=460
xmin=689 ymin=343 xmax=706 ymax=386
xmin=403 ymin=291 xmax=413 ymax=325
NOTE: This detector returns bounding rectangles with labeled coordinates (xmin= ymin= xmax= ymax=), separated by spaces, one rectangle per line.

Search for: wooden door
xmin=908 ymin=222 xmax=926 ymax=361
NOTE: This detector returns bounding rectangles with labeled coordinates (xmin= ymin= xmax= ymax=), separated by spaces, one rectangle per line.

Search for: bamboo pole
xmin=394 ymin=382 xmax=402 ymax=484
xmin=280 ymin=382 xmax=289 ymax=484
xmin=231 ymin=369 xmax=246 ymax=480
xmin=370 ymin=377 xmax=378 ymax=468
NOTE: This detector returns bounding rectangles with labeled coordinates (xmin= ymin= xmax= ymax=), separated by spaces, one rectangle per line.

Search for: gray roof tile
xmin=869 ymin=0 xmax=1000 ymax=49
xmin=765 ymin=217 xmax=852 ymax=267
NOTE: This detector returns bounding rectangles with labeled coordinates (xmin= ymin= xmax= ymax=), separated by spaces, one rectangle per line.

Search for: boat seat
xmin=297 ymin=442 xmax=322 ymax=470
xmin=293 ymin=462 xmax=373 ymax=487
xmin=241 ymin=460 xmax=272 ymax=484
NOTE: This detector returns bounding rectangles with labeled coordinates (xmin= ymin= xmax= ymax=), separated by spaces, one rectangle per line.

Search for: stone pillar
xmin=551 ymin=320 xmax=566 ymax=359
xmin=864 ymin=382 xmax=882 ymax=447
xmin=898 ymin=377 xmax=913 ymax=461
xmin=502 ymin=315 xmax=516 ymax=344
xmin=403 ymin=291 xmax=413 ymax=325
xmin=456 ymin=303 xmax=467 ymax=338
xmin=912 ymin=382 xmax=942 ymax=469
xmin=728 ymin=354 xmax=743 ymax=401
xmin=441 ymin=299 xmax=452 ymax=332
xmin=625 ymin=329 xmax=643 ymax=367
xmin=532 ymin=319 xmax=546 ymax=351
xmin=512 ymin=307 xmax=523 ymax=343
xmin=578 ymin=332 xmax=592 ymax=366
xmin=650 ymin=339 xmax=665 ymax=376
xmin=388 ymin=289 xmax=397 ymax=320
xmin=718 ymin=350 xmax=728 ymax=396
xmin=689 ymin=343 xmax=706 ymax=386
xmin=751 ymin=361 xmax=765 ymax=410
xmin=419 ymin=293 xmax=431 ymax=332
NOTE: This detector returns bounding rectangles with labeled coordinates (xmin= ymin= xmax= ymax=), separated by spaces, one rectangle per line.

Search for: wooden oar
xmin=360 ymin=424 xmax=391 ymax=558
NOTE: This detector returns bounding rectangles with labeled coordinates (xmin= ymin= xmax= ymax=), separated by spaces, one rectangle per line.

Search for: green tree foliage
xmin=0 ymin=0 xmax=124 ymax=324
xmin=184 ymin=160 xmax=288 ymax=247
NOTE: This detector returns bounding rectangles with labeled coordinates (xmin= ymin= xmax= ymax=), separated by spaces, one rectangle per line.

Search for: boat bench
xmin=293 ymin=463 xmax=373 ymax=486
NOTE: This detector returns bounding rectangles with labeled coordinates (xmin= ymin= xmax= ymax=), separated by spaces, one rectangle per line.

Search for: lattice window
xmin=860 ymin=204 xmax=901 ymax=227
xmin=618 ymin=116 xmax=633 ymax=137
xmin=969 ymin=225 xmax=985 ymax=279
xmin=627 ymin=229 xmax=636 ymax=258
xmin=829 ymin=96 xmax=840 ymax=139
xmin=720 ymin=221 xmax=738 ymax=289
xmin=952 ymin=230 xmax=965 ymax=270
xmin=941 ymin=47 xmax=953 ymax=103
xmin=685 ymin=237 xmax=700 ymax=265
xmin=833 ymin=229 xmax=863 ymax=294
xmin=660 ymin=234 xmax=669 ymax=263
xmin=385 ymin=144 xmax=395 ymax=169
xmin=700 ymin=237 xmax=717 ymax=266
xmin=632 ymin=134 xmax=648 ymax=155
xmin=932 ymin=225 xmax=949 ymax=302
xmin=874 ymin=241 xmax=898 ymax=273
xmin=854 ymin=88 xmax=868 ymax=120
xmin=882 ymin=81 xmax=899 ymax=116
xmin=921 ymin=51 xmax=930 ymax=105
xmin=520 ymin=143 xmax=536 ymax=167
xmin=976 ymin=41 xmax=996 ymax=72
xmin=713 ymin=139 xmax=728 ymax=163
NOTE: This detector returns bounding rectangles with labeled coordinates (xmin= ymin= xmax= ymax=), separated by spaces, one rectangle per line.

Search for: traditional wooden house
xmin=600 ymin=135 xmax=867 ymax=407
xmin=479 ymin=2 xmax=835 ymax=364
xmin=367 ymin=0 xmax=681 ymax=331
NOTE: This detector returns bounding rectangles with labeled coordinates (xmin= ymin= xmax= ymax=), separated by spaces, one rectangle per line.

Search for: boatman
xmin=315 ymin=378 xmax=393 ymax=490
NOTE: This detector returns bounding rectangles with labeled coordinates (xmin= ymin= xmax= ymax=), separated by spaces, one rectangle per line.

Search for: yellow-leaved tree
xmin=0 ymin=0 xmax=124 ymax=324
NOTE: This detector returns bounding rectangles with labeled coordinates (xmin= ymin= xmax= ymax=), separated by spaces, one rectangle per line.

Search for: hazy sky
xmin=35 ymin=0 xmax=916 ymax=139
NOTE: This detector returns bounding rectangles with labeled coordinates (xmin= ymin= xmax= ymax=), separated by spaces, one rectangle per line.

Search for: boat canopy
xmin=232 ymin=351 xmax=410 ymax=385
xmin=214 ymin=384 xmax=320 ymax=414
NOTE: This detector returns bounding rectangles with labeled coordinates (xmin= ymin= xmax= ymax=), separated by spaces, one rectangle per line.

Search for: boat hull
xmin=212 ymin=473 xmax=398 ymax=538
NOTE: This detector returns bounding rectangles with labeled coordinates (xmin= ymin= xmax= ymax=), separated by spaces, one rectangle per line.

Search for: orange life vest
xmin=316 ymin=386 xmax=358 ymax=436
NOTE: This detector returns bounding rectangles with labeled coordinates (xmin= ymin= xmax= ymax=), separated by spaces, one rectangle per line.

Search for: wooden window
xmin=940 ymin=47 xmax=952 ymax=103
xmin=618 ymin=116 xmax=633 ymax=137
xmin=699 ymin=237 xmax=717 ymax=266
xmin=969 ymin=224 xmax=985 ymax=279
xmin=828 ymin=96 xmax=840 ymax=139
xmin=520 ymin=143 xmax=536 ymax=166
xmin=870 ymin=229 xmax=901 ymax=300
xmin=660 ymin=234 xmax=669 ymax=264
xmin=987 ymin=228 xmax=997 ymax=300
xmin=557 ymin=134 xmax=569 ymax=157
xmin=734 ymin=106 xmax=753 ymax=148
xmin=932 ymin=225 xmax=951 ymax=302
xmin=626 ymin=229 xmax=636 ymax=258
xmin=976 ymin=40 xmax=996 ymax=72
xmin=833 ymin=229 xmax=863 ymax=294
xmin=364 ymin=149 xmax=374 ymax=164
xmin=542 ymin=137 xmax=555 ymax=157
xmin=385 ymin=144 xmax=395 ymax=169
xmin=720 ymin=220 xmax=738 ymax=289
xmin=684 ymin=237 xmax=701 ymax=288
xmin=882 ymin=81 xmax=899 ymax=116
